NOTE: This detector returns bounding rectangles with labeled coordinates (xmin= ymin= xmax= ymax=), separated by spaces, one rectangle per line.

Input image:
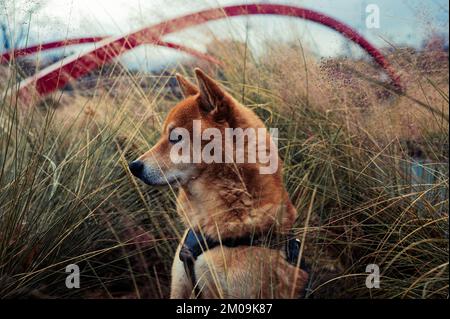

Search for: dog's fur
xmin=131 ymin=68 xmax=308 ymax=298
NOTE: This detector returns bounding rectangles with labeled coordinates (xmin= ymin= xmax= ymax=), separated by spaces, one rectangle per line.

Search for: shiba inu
xmin=129 ymin=68 xmax=308 ymax=298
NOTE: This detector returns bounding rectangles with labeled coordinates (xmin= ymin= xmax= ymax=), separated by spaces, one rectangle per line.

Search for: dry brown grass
xmin=0 ymin=38 xmax=448 ymax=298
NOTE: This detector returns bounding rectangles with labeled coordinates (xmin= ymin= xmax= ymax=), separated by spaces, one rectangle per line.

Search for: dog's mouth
xmin=139 ymin=174 xmax=181 ymax=187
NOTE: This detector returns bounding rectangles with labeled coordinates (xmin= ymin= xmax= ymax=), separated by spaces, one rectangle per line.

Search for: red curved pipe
xmin=1 ymin=37 xmax=221 ymax=65
xmin=1 ymin=37 xmax=104 ymax=63
xmin=18 ymin=4 xmax=403 ymax=100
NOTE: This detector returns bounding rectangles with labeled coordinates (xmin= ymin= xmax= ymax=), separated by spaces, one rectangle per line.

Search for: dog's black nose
xmin=129 ymin=160 xmax=144 ymax=177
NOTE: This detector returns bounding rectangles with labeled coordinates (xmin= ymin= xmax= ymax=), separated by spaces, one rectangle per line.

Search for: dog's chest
xmin=177 ymin=179 xmax=253 ymax=220
xmin=176 ymin=184 xmax=220 ymax=227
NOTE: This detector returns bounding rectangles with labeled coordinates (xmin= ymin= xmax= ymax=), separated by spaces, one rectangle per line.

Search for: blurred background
xmin=1 ymin=0 xmax=448 ymax=70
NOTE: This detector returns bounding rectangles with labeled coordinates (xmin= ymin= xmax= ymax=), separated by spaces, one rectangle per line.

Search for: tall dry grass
xmin=0 ymin=36 xmax=448 ymax=298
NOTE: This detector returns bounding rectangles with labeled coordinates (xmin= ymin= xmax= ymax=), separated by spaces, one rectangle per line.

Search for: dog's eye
xmin=169 ymin=131 xmax=183 ymax=144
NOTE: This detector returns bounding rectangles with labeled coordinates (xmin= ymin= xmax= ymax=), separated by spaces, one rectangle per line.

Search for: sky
xmin=1 ymin=0 xmax=449 ymax=70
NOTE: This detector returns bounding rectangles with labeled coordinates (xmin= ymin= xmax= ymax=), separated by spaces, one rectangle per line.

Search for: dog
xmin=129 ymin=68 xmax=308 ymax=298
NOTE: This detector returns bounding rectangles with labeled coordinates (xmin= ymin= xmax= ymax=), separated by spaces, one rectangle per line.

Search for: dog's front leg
xmin=170 ymin=230 xmax=193 ymax=298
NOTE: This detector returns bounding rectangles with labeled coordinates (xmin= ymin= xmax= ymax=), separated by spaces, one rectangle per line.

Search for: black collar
xmin=179 ymin=228 xmax=308 ymax=268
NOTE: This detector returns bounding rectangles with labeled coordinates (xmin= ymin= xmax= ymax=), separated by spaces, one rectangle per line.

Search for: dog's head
xmin=129 ymin=68 xmax=277 ymax=187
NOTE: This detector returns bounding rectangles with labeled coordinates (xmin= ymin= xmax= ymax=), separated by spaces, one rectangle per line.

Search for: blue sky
xmin=2 ymin=0 xmax=448 ymax=69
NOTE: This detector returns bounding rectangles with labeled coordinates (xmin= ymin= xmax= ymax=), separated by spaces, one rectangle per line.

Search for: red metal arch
xmin=18 ymin=4 xmax=403 ymax=100
xmin=0 ymin=37 xmax=221 ymax=65
xmin=1 ymin=37 xmax=103 ymax=63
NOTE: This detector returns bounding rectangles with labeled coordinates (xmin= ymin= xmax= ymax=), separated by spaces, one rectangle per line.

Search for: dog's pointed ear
xmin=194 ymin=68 xmax=229 ymax=120
xmin=176 ymin=73 xmax=199 ymax=97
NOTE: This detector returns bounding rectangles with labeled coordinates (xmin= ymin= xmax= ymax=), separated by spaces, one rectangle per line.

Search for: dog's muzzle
xmin=128 ymin=160 xmax=179 ymax=186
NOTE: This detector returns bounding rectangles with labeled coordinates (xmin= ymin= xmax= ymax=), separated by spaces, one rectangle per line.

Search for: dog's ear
xmin=176 ymin=73 xmax=199 ymax=97
xmin=194 ymin=68 xmax=229 ymax=121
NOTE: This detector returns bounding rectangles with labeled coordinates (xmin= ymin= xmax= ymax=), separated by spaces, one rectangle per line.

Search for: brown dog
xmin=129 ymin=68 xmax=308 ymax=298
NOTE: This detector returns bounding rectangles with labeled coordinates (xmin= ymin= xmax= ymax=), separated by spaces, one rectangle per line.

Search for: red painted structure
xmin=0 ymin=37 xmax=221 ymax=65
xmin=10 ymin=4 xmax=402 ymax=100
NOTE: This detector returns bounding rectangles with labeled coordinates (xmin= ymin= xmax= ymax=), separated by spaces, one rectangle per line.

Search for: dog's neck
xmin=178 ymin=163 xmax=296 ymax=241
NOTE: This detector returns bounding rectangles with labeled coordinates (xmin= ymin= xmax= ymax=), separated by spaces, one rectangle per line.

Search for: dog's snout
xmin=129 ymin=160 xmax=144 ymax=177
